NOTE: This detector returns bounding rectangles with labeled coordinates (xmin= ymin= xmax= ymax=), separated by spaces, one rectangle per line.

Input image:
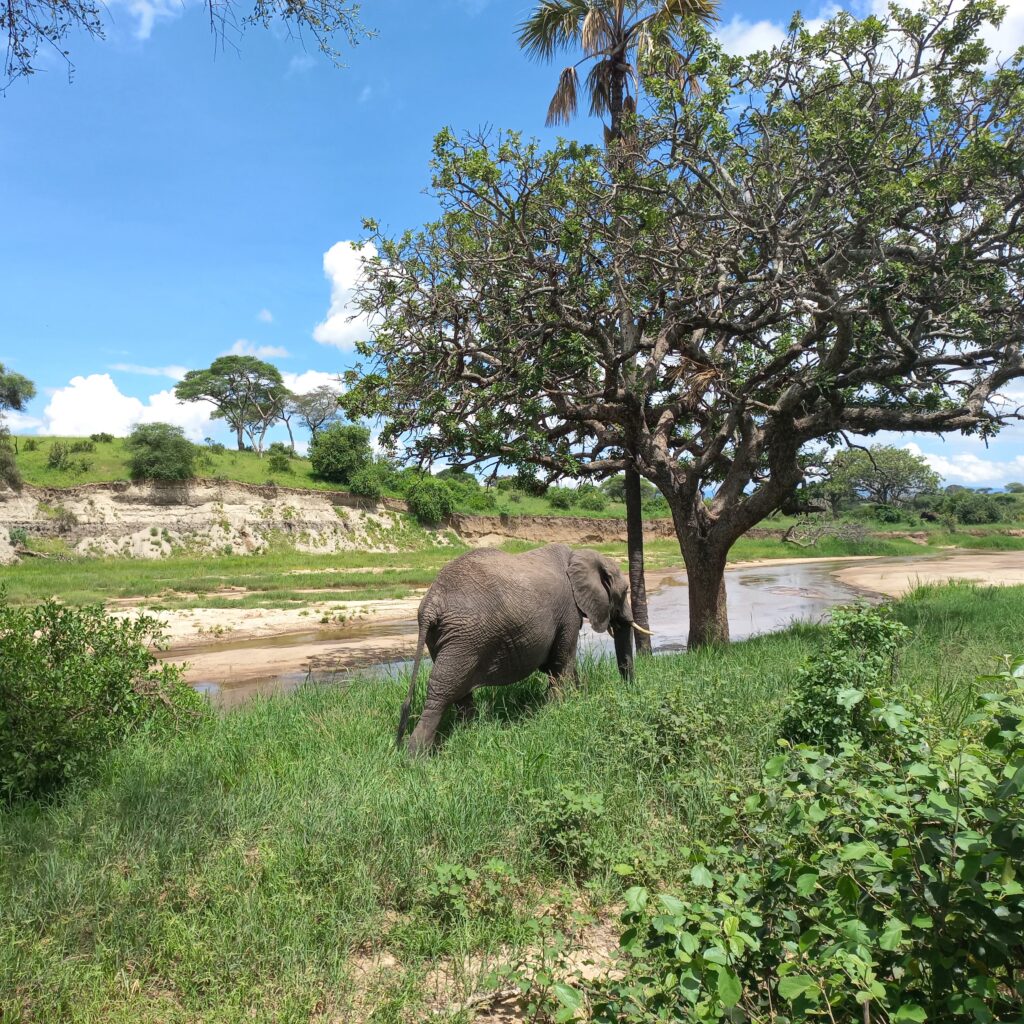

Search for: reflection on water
xmin=189 ymin=559 xmax=874 ymax=707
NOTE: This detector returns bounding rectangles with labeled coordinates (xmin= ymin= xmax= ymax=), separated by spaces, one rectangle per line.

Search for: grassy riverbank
xmin=8 ymin=532 xmax=1022 ymax=611
xmin=1 ymin=582 xmax=1019 ymax=1022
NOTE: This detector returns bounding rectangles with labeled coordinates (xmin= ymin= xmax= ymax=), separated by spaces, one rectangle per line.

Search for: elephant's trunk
xmin=612 ymin=620 xmax=635 ymax=681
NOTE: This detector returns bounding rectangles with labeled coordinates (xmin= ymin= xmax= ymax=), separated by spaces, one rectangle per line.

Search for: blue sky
xmin=2 ymin=0 xmax=1024 ymax=484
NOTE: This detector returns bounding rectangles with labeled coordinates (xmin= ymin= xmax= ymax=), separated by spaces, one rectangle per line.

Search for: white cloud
xmin=904 ymin=442 xmax=1024 ymax=487
xmin=224 ymin=339 xmax=290 ymax=359
xmin=39 ymin=374 xmax=216 ymax=441
xmin=109 ymin=0 xmax=191 ymax=40
xmin=109 ymin=362 xmax=188 ymax=380
xmin=281 ymin=370 xmax=345 ymax=394
xmin=287 ymin=54 xmax=317 ymax=77
xmin=2 ymin=409 xmax=43 ymax=432
xmin=716 ymin=16 xmax=787 ymax=55
xmin=257 ymin=308 xmax=274 ymax=324
xmin=358 ymin=85 xmax=373 ymax=103
xmin=312 ymin=240 xmax=377 ymax=350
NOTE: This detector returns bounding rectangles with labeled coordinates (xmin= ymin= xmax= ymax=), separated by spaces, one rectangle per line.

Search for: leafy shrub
xmin=89 ymin=432 xmax=114 ymax=444
xmin=872 ymin=502 xmax=904 ymax=523
xmin=69 ymin=439 xmax=95 ymax=453
xmin=47 ymin=441 xmax=71 ymax=470
xmin=0 ymin=431 xmax=19 ymax=490
xmin=421 ymin=859 xmax=520 ymax=924
xmin=124 ymin=423 xmax=197 ymax=481
xmin=513 ymin=467 xmax=548 ymax=496
xmin=0 ymin=595 xmax=206 ymax=803
xmin=348 ymin=462 xmax=390 ymax=500
xmin=265 ymin=442 xmax=292 ymax=475
xmin=941 ymin=490 xmax=1003 ymax=525
xmin=8 ymin=527 xmax=28 ymax=547
xmin=405 ymin=476 xmax=456 ymax=524
xmin=576 ymin=489 xmax=607 ymax=512
xmin=539 ymin=662 xmax=1024 ymax=1024
xmin=531 ymin=785 xmax=606 ymax=877
xmin=779 ymin=605 xmax=911 ymax=751
xmin=309 ymin=422 xmax=372 ymax=484
xmin=23 ymin=437 xmax=39 ymax=452
xmin=547 ymin=488 xmax=574 ymax=510
xmin=204 ymin=438 xmax=227 ymax=454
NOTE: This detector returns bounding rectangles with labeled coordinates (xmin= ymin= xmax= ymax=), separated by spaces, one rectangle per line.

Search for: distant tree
xmin=124 ymin=423 xmax=197 ymax=481
xmin=174 ymin=356 xmax=287 ymax=453
xmin=291 ymin=386 xmax=343 ymax=441
xmin=0 ymin=363 xmax=35 ymax=487
xmin=824 ymin=447 xmax=941 ymax=510
xmin=1006 ymin=482 xmax=1024 ymax=493
xmin=4 ymin=0 xmax=372 ymax=90
xmin=308 ymin=422 xmax=373 ymax=484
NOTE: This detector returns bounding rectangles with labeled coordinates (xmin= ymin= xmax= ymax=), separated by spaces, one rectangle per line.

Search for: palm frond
xmin=581 ymin=6 xmax=613 ymax=55
xmin=518 ymin=0 xmax=591 ymax=62
xmin=586 ymin=58 xmax=616 ymax=119
xmin=546 ymin=65 xmax=580 ymax=125
xmin=661 ymin=0 xmax=718 ymax=26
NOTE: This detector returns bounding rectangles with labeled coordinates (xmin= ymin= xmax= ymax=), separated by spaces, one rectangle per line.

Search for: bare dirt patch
xmin=834 ymin=550 xmax=1024 ymax=597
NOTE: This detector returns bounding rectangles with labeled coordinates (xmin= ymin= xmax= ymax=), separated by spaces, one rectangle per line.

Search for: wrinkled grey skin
xmin=397 ymin=544 xmax=636 ymax=754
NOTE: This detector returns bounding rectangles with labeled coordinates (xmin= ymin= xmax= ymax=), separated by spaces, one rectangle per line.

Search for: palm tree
xmin=519 ymin=0 xmax=718 ymax=654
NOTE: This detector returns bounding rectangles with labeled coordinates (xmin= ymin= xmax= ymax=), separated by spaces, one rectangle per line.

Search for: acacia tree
xmin=0 ymin=362 xmax=36 ymax=488
xmin=345 ymin=1 xmax=1024 ymax=647
xmin=519 ymin=0 xmax=717 ymax=653
xmin=4 ymin=0 xmax=371 ymax=89
xmin=174 ymin=355 xmax=288 ymax=452
xmin=291 ymin=385 xmax=343 ymax=440
xmin=826 ymin=446 xmax=941 ymax=509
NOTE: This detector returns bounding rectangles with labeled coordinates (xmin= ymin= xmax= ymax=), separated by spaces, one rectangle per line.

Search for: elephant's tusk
xmin=632 ymin=623 xmax=655 ymax=637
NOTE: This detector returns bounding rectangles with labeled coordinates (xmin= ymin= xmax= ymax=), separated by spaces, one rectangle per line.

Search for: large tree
xmin=519 ymin=0 xmax=717 ymax=653
xmin=4 ymin=0 xmax=371 ymax=89
xmin=826 ymin=446 xmax=941 ymax=509
xmin=290 ymin=385 xmax=344 ymax=440
xmin=174 ymin=355 xmax=288 ymax=452
xmin=0 ymin=363 xmax=36 ymax=488
xmin=345 ymin=1 xmax=1024 ymax=648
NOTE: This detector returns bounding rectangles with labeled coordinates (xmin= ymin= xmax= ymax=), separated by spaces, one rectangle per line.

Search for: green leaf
xmin=623 ymin=886 xmax=648 ymax=913
xmin=778 ymin=974 xmax=820 ymax=1002
xmin=715 ymin=966 xmax=742 ymax=1007
xmin=553 ymin=982 xmax=582 ymax=1012
xmin=879 ymin=918 xmax=906 ymax=951
xmin=690 ymin=864 xmax=713 ymax=888
xmin=795 ymin=872 xmax=819 ymax=897
xmin=658 ymin=894 xmax=687 ymax=915
xmin=892 ymin=1004 xmax=927 ymax=1022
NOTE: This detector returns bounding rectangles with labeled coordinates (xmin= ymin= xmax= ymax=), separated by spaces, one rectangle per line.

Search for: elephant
xmin=396 ymin=543 xmax=652 ymax=754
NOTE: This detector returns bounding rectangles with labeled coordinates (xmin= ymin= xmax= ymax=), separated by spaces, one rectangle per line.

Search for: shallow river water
xmin=188 ymin=558 xmax=875 ymax=707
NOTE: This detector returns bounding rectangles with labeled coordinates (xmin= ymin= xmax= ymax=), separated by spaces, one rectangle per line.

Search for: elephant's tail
xmin=396 ymin=623 xmax=429 ymax=750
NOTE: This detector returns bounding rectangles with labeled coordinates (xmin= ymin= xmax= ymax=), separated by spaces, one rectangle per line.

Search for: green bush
xmin=779 ymin=605 xmax=911 ymax=751
xmin=124 ymin=423 xmax=197 ymax=481
xmin=8 ymin=526 xmax=28 ymax=547
xmin=872 ymin=502 xmax=905 ymax=523
xmin=544 ymin=660 xmax=1024 ymax=1024
xmin=941 ymin=490 xmax=1003 ymax=525
xmin=22 ymin=437 xmax=39 ymax=452
xmin=265 ymin=442 xmax=292 ymax=475
xmin=69 ymin=439 xmax=95 ymax=454
xmin=309 ymin=422 xmax=372 ymax=484
xmin=348 ymin=462 xmax=390 ymax=500
xmin=547 ymin=488 xmax=574 ymax=510
xmin=0 ymin=430 xmax=20 ymax=490
xmin=46 ymin=440 xmax=71 ymax=470
xmin=89 ymin=432 xmax=115 ymax=444
xmin=577 ymin=489 xmax=608 ymax=512
xmin=404 ymin=476 xmax=456 ymax=524
xmin=0 ymin=595 xmax=205 ymax=804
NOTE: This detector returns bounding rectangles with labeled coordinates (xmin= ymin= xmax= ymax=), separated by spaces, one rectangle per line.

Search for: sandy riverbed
xmin=147 ymin=551 xmax=1024 ymax=686
xmin=834 ymin=550 xmax=1024 ymax=597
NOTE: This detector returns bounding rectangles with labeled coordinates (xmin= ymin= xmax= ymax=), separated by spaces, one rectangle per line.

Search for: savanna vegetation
xmin=1 ymin=583 xmax=1022 ymax=1021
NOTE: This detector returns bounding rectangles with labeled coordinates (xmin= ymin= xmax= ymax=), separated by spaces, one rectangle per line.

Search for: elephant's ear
xmin=568 ymin=548 xmax=612 ymax=632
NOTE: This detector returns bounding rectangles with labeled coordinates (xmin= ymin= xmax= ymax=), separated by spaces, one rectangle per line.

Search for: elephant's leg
xmin=545 ymin=634 xmax=580 ymax=700
xmin=406 ymin=658 xmax=471 ymax=755
xmin=454 ymin=693 xmax=477 ymax=723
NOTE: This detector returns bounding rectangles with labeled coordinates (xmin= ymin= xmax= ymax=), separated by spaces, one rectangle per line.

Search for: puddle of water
xmin=183 ymin=559 xmax=873 ymax=707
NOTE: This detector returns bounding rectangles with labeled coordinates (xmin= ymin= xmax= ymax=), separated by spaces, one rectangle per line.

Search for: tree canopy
xmin=4 ymin=0 xmax=371 ymax=89
xmin=174 ymin=355 xmax=288 ymax=453
xmin=824 ymin=446 xmax=941 ymax=509
xmin=344 ymin=1 xmax=1024 ymax=646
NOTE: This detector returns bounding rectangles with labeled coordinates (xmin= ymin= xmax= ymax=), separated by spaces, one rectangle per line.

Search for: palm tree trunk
xmin=608 ymin=60 xmax=651 ymax=658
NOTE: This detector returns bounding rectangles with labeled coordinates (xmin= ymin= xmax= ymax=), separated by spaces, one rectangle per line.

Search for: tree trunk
xmin=284 ymin=419 xmax=296 ymax=453
xmin=624 ymin=466 xmax=651 ymax=655
xmin=235 ymin=423 xmax=245 ymax=451
xmin=680 ymin=540 xmax=729 ymax=648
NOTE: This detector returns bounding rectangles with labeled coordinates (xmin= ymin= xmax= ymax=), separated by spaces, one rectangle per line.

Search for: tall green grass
xmin=0 ymin=584 xmax=1018 ymax=1022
